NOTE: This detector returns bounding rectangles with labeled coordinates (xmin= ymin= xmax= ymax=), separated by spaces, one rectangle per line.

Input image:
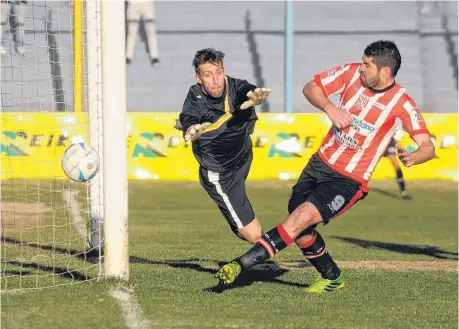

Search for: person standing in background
xmin=125 ymin=0 xmax=160 ymax=67
xmin=383 ymin=135 xmax=412 ymax=200
xmin=1 ymin=0 xmax=27 ymax=56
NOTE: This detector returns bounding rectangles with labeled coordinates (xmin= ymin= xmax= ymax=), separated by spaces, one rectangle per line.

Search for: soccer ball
xmin=61 ymin=143 xmax=100 ymax=182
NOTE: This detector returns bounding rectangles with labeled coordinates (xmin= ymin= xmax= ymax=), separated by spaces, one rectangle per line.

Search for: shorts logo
xmin=328 ymin=195 xmax=345 ymax=213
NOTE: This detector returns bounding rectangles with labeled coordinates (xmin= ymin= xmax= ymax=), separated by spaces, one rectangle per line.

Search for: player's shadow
xmin=2 ymin=237 xmax=308 ymax=290
xmin=1 ymin=236 xmax=99 ymax=263
xmin=204 ymin=262 xmax=309 ymax=294
xmin=331 ymin=236 xmax=458 ymax=260
xmin=129 ymin=256 xmax=308 ymax=293
xmin=1 ymin=236 xmax=97 ymax=282
xmin=129 ymin=256 xmax=216 ymax=275
xmin=370 ymin=188 xmax=400 ymax=199
xmin=3 ymin=260 xmax=90 ymax=281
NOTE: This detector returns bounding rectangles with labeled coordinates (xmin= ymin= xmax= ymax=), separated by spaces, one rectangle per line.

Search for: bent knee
xmin=287 ymin=202 xmax=322 ymax=234
xmin=238 ymin=226 xmax=262 ymax=244
xmin=240 ymin=231 xmax=262 ymax=244
xmin=237 ymin=218 xmax=262 ymax=244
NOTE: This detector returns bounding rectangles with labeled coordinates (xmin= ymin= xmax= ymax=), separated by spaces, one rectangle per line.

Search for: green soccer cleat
xmin=215 ymin=261 xmax=242 ymax=285
xmin=305 ymin=273 xmax=345 ymax=293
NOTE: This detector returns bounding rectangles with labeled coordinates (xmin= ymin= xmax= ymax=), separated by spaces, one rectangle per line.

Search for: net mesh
xmin=1 ymin=0 xmax=103 ymax=292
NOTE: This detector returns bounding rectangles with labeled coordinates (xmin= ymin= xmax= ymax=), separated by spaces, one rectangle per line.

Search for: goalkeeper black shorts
xmin=199 ymin=152 xmax=255 ymax=234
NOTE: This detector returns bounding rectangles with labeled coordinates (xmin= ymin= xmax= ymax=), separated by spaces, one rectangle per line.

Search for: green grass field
xmin=1 ymin=179 xmax=458 ymax=329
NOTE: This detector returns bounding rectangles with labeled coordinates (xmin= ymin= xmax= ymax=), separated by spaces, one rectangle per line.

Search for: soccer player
xmin=383 ymin=137 xmax=411 ymax=200
xmin=1 ymin=0 xmax=27 ymax=56
xmin=215 ymin=40 xmax=435 ymax=293
xmin=125 ymin=0 xmax=160 ymax=66
xmin=176 ymin=48 xmax=271 ymax=244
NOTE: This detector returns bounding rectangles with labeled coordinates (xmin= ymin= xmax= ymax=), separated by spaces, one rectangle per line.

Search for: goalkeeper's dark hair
xmin=364 ymin=40 xmax=401 ymax=77
xmin=192 ymin=48 xmax=225 ymax=74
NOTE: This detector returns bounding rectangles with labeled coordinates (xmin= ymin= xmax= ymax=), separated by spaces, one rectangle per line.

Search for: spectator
xmin=1 ymin=0 xmax=27 ymax=56
xmin=125 ymin=0 xmax=159 ymax=67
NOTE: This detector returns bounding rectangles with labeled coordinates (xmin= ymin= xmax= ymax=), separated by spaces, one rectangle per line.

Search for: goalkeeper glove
xmin=240 ymin=88 xmax=272 ymax=110
xmin=184 ymin=122 xmax=211 ymax=145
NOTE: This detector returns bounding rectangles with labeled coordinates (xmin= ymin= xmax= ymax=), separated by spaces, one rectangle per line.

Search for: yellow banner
xmin=1 ymin=113 xmax=457 ymax=181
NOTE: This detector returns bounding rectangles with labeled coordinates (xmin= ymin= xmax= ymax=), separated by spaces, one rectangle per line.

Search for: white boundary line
xmin=110 ymin=287 xmax=151 ymax=329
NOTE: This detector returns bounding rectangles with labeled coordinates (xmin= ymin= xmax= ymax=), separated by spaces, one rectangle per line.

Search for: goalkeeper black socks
xmin=396 ymin=168 xmax=405 ymax=193
xmin=237 ymin=225 xmax=293 ymax=269
xmin=298 ymin=230 xmax=341 ymax=280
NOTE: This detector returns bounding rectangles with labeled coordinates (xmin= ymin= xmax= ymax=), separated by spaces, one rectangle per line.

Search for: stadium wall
xmin=1 ymin=113 xmax=457 ymax=182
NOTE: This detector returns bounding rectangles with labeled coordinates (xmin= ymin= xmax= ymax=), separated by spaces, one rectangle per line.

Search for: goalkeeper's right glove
xmin=240 ymin=88 xmax=272 ymax=110
xmin=184 ymin=122 xmax=211 ymax=145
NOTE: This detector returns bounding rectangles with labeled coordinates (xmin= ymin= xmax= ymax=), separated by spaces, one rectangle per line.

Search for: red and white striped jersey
xmin=314 ymin=63 xmax=430 ymax=186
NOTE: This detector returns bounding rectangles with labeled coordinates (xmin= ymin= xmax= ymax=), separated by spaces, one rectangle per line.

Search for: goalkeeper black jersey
xmin=179 ymin=76 xmax=258 ymax=173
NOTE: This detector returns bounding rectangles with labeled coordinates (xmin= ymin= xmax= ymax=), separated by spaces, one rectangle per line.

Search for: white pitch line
xmin=110 ymin=287 xmax=151 ymax=329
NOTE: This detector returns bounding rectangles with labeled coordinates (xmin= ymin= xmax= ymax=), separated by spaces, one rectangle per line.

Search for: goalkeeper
xmin=176 ymin=48 xmax=271 ymax=244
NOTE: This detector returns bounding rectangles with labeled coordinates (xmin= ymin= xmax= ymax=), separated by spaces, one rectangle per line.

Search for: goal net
xmin=0 ymin=0 xmax=110 ymax=291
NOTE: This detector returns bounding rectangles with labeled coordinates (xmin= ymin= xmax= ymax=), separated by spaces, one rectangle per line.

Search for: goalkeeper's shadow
xmin=129 ymin=256 xmax=217 ymax=275
xmin=129 ymin=256 xmax=308 ymax=293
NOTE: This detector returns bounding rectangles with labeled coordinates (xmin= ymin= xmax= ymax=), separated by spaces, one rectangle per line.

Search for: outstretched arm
xmin=234 ymin=78 xmax=271 ymax=110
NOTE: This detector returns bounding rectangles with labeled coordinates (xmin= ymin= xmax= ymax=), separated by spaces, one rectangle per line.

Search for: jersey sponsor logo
xmin=328 ymin=195 xmax=345 ymax=213
xmin=350 ymin=116 xmax=375 ymax=135
xmin=327 ymin=65 xmax=344 ymax=77
xmin=333 ymin=126 xmax=362 ymax=151
xmin=327 ymin=68 xmax=336 ymax=77
xmin=411 ymin=107 xmax=424 ymax=122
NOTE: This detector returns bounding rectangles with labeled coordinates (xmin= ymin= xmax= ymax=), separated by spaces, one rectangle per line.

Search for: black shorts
xmin=384 ymin=139 xmax=396 ymax=157
xmin=199 ymin=153 xmax=255 ymax=234
xmin=288 ymin=153 xmax=368 ymax=225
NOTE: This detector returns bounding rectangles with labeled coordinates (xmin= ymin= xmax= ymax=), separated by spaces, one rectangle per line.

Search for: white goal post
xmin=99 ymin=0 xmax=129 ymax=280
xmin=87 ymin=0 xmax=129 ymax=279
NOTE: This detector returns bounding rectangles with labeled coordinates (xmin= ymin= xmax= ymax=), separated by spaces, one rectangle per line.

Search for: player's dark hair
xmin=192 ymin=48 xmax=225 ymax=74
xmin=364 ymin=40 xmax=401 ymax=77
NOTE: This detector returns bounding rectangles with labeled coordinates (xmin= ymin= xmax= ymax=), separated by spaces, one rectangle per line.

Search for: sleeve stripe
xmin=314 ymin=74 xmax=324 ymax=91
xmin=320 ymin=65 xmax=350 ymax=86
xmin=403 ymin=101 xmax=421 ymax=130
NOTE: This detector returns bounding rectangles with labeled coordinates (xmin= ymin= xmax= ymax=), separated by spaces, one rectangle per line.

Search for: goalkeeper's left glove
xmin=184 ymin=122 xmax=212 ymax=145
xmin=240 ymin=88 xmax=272 ymax=110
